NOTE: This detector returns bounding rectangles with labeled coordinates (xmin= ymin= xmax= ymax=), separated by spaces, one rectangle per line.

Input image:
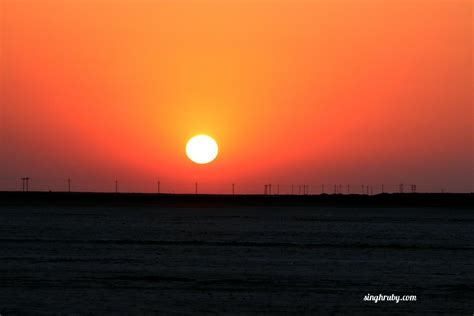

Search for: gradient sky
xmin=0 ymin=0 xmax=472 ymax=193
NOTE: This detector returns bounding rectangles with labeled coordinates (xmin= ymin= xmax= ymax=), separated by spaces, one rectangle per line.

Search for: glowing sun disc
xmin=186 ymin=135 xmax=218 ymax=164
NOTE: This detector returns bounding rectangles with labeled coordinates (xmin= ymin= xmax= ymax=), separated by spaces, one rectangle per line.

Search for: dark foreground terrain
xmin=1 ymin=191 xmax=472 ymax=208
xmin=0 ymin=193 xmax=473 ymax=314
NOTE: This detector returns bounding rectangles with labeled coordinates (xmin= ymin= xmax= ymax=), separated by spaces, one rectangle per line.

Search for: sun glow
xmin=186 ymin=135 xmax=219 ymax=164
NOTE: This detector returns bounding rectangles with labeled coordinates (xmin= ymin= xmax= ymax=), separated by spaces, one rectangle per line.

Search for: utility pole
xmin=115 ymin=180 xmax=118 ymax=193
xmin=23 ymin=178 xmax=30 ymax=192
xmin=269 ymin=184 xmax=272 ymax=195
xmin=195 ymin=182 xmax=198 ymax=195
xmin=232 ymin=183 xmax=235 ymax=195
xmin=21 ymin=178 xmax=30 ymax=192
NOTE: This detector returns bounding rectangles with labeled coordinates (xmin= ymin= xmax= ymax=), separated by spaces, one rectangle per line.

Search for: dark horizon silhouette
xmin=1 ymin=191 xmax=472 ymax=209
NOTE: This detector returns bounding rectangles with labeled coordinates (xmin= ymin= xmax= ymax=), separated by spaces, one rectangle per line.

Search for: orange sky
xmin=0 ymin=0 xmax=472 ymax=193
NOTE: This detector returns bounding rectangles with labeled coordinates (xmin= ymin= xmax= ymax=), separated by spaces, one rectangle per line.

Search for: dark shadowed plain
xmin=0 ymin=193 xmax=473 ymax=314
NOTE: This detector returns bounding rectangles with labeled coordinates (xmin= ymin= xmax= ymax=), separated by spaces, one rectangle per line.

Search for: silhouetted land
xmin=1 ymin=191 xmax=473 ymax=314
xmin=0 ymin=191 xmax=472 ymax=208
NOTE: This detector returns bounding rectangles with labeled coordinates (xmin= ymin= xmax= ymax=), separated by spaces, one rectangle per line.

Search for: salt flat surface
xmin=0 ymin=206 xmax=473 ymax=314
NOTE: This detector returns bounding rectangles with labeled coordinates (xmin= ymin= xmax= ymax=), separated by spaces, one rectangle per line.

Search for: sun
xmin=186 ymin=135 xmax=219 ymax=164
